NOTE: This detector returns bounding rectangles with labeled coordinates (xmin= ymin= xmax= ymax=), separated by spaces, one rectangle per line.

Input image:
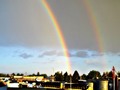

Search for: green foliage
xmin=30 ymin=73 xmax=36 ymax=76
xmin=117 ymin=71 xmax=120 ymax=77
xmin=81 ymin=74 xmax=87 ymax=80
xmin=63 ymin=72 xmax=69 ymax=82
xmin=108 ymin=71 xmax=112 ymax=77
xmin=37 ymin=72 xmax=40 ymax=76
xmin=101 ymin=72 xmax=109 ymax=79
xmin=0 ymin=73 xmax=7 ymax=77
xmin=16 ymin=73 xmax=24 ymax=76
xmin=72 ymin=70 xmax=80 ymax=83
xmin=6 ymin=74 xmax=10 ymax=77
xmin=54 ymin=71 xmax=63 ymax=81
xmin=28 ymin=72 xmax=47 ymax=78
xmin=0 ymin=69 xmax=119 ymax=81
xmin=21 ymin=73 xmax=24 ymax=76
xmin=40 ymin=74 xmax=47 ymax=78
xmin=12 ymin=73 xmax=15 ymax=76
xmin=87 ymin=70 xmax=101 ymax=79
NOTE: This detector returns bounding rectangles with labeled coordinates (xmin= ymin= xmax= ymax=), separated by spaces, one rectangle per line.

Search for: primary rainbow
xmin=41 ymin=0 xmax=72 ymax=74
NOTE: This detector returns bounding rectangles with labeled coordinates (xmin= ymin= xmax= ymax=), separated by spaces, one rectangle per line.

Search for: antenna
xmin=25 ymin=72 xmax=27 ymax=76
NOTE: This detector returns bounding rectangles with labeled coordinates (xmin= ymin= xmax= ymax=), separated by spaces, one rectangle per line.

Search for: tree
xmin=40 ymin=74 xmax=47 ymax=78
xmin=108 ymin=71 xmax=112 ymax=78
xmin=32 ymin=73 xmax=36 ymax=76
xmin=102 ymin=72 xmax=109 ymax=79
xmin=0 ymin=73 xmax=7 ymax=77
xmin=17 ymin=73 xmax=21 ymax=76
xmin=37 ymin=72 xmax=40 ymax=76
xmin=6 ymin=74 xmax=10 ymax=77
xmin=54 ymin=71 xmax=63 ymax=81
xmin=72 ymin=70 xmax=80 ymax=83
xmin=81 ymin=74 xmax=87 ymax=80
xmin=11 ymin=73 xmax=15 ymax=76
xmin=87 ymin=70 xmax=101 ymax=79
xmin=21 ymin=73 xmax=24 ymax=76
xmin=63 ymin=72 xmax=69 ymax=82
xmin=117 ymin=71 xmax=120 ymax=77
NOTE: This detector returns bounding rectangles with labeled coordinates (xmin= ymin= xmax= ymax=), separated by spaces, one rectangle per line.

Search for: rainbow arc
xmin=42 ymin=0 xmax=72 ymax=74
xmin=41 ymin=0 xmax=107 ymax=73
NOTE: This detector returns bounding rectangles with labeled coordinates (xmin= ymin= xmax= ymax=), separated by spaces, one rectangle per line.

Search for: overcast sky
xmin=0 ymin=0 xmax=120 ymax=75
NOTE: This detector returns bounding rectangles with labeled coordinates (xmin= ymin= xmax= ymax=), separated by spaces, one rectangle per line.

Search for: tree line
xmin=0 ymin=70 xmax=119 ymax=83
xmin=54 ymin=70 xmax=119 ymax=83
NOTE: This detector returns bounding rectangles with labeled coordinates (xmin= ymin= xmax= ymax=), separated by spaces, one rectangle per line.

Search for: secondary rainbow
xmin=82 ymin=0 xmax=107 ymax=70
xmin=41 ymin=0 xmax=72 ymax=74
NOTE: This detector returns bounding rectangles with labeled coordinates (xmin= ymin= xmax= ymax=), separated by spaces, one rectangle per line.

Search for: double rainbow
xmin=41 ymin=0 xmax=107 ymax=73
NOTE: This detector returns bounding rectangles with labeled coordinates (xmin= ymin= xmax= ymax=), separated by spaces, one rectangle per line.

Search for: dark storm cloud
xmin=19 ymin=53 xmax=33 ymax=59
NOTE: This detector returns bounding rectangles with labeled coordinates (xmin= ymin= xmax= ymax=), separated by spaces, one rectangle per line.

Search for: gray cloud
xmin=39 ymin=50 xmax=89 ymax=58
xmin=75 ymin=51 xmax=88 ymax=57
xmin=57 ymin=51 xmax=64 ymax=56
xmin=91 ymin=53 xmax=104 ymax=57
xmin=39 ymin=50 xmax=57 ymax=57
xmin=56 ymin=50 xmax=89 ymax=57
xmin=0 ymin=0 xmax=60 ymax=48
xmin=47 ymin=0 xmax=120 ymax=52
xmin=19 ymin=53 xmax=33 ymax=59
xmin=0 ymin=0 xmax=120 ymax=53
xmin=84 ymin=59 xmax=104 ymax=67
xmin=39 ymin=50 xmax=73 ymax=57
xmin=57 ymin=51 xmax=73 ymax=57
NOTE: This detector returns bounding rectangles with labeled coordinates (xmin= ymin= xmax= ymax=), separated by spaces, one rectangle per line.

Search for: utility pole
xmin=70 ymin=74 xmax=72 ymax=90
xmin=112 ymin=66 xmax=116 ymax=90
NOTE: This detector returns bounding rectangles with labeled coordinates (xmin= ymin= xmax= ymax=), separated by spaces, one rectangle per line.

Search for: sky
xmin=0 ymin=0 xmax=120 ymax=76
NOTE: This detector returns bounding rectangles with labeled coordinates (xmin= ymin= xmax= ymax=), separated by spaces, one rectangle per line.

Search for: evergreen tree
xmin=37 ymin=72 xmax=40 ymax=76
xmin=72 ymin=70 xmax=80 ymax=83
xmin=63 ymin=72 xmax=69 ymax=82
